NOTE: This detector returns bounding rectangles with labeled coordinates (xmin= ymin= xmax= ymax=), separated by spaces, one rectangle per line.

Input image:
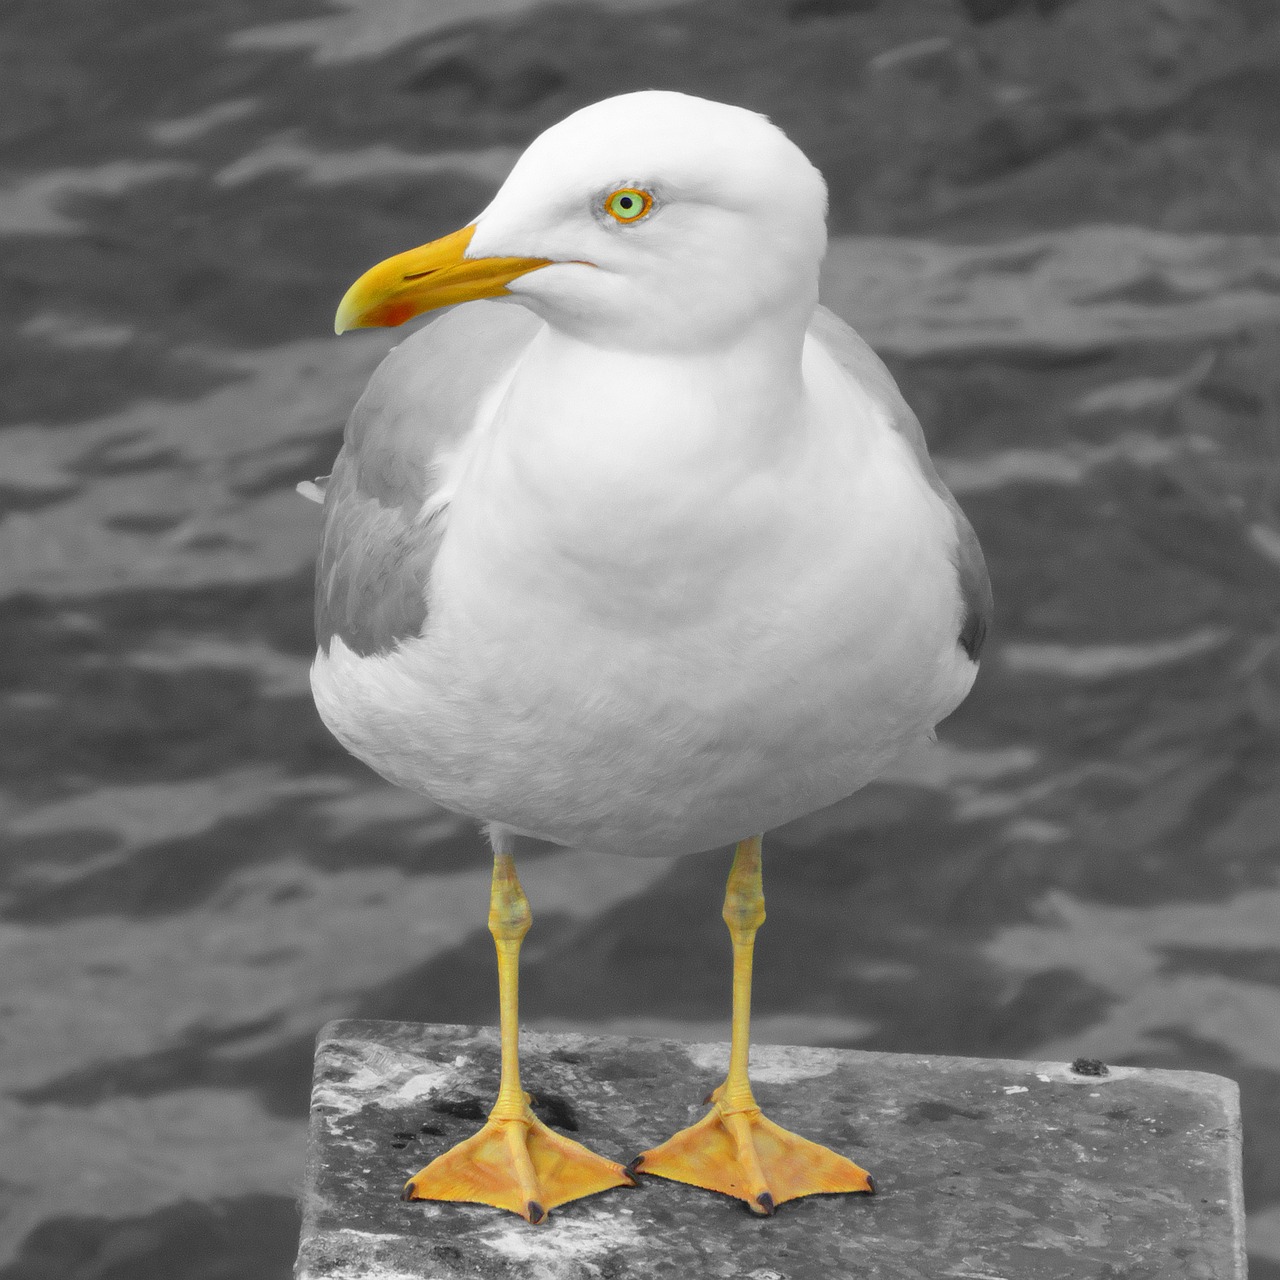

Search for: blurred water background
xmin=2 ymin=0 xmax=1280 ymax=1275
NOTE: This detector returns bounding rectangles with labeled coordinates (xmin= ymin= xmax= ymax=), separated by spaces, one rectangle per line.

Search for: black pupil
xmin=619 ymin=196 xmax=633 ymax=210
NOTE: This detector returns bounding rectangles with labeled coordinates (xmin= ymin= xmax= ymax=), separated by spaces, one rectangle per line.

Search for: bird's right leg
xmin=632 ymin=835 xmax=874 ymax=1213
xmin=402 ymin=842 xmax=634 ymax=1223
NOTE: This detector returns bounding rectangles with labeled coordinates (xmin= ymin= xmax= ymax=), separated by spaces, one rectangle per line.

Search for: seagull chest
xmin=310 ymin=410 xmax=975 ymax=859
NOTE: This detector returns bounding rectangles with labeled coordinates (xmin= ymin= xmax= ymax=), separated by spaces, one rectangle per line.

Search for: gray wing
xmin=315 ymin=300 xmax=544 ymax=657
xmin=808 ymin=305 xmax=992 ymax=662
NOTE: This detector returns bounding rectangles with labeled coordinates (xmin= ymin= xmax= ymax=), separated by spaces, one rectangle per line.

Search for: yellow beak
xmin=333 ymin=224 xmax=553 ymax=334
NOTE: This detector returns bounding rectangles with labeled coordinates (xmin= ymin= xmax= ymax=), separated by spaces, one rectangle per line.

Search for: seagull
xmin=306 ymin=90 xmax=990 ymax=1225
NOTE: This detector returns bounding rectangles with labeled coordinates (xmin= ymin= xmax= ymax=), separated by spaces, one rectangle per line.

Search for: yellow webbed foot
xmin=402 ymin=1097 xmax=634 ymax=1224
xmin=632 ymin=1085 xmax=874 ymax=1215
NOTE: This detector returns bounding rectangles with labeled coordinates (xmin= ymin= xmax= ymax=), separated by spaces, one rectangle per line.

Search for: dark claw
xmin=864 ymin=1175 xmax=877 ymax=1196
xmin=526 ymin=1200 xmax=547 ymax=1225
xmin=702 ymin=1091 xmax=715 ymax=1105
xmin=627 ymin=1154 xmax=646 ymax=1173
xmin=400 ymin=1185 xmax=417 ymax=1202
xmin=753 ymin=1191 xmax=775 ymax=1216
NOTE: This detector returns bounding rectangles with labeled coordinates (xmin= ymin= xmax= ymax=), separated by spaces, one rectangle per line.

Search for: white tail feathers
xmin=297 ymin=475 xmax=329 ymax=504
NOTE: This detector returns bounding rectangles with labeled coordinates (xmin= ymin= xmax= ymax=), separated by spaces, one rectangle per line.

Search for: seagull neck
xmin=509 ymin=314 xmax=809 ymax=456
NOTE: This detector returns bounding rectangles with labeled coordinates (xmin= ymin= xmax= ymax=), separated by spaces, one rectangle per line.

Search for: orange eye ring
xmin=604 ymin=188 xmax=653 ymax=223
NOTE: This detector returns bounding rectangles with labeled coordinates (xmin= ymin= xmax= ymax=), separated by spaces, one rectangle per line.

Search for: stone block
xmin=296 ymin=1020 xmax=1245 ymax=1279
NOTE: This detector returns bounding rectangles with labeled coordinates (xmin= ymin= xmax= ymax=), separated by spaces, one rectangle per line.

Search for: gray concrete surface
xmin=296 ymin=1019 xmax=1245 ymax=1279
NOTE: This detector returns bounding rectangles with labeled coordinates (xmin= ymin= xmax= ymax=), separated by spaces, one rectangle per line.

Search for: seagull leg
xmin=632 ymin=835 xmax=874 ymax=1214
xmin=402 ymin=849 xmax=634 ymax=1223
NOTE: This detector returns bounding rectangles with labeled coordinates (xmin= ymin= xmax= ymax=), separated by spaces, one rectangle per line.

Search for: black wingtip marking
xmin=959 ymin=607 xmax=988 ymax=662
xmin=948 ymin=501 xmax=991 ymax=665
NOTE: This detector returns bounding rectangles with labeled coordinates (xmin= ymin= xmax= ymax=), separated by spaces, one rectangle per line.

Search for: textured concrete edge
xmin=296 ymin=1020 xmax=354 ymax=1274
xmin=1215 ymin=1071 xmax=1249 ymax=1280
xmin=314 ymin=1018 xmax=1248 ymax=1096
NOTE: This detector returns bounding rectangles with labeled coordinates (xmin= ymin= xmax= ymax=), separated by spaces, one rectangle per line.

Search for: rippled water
xmin=3 ymin=1 xmax=1280 ymax=1276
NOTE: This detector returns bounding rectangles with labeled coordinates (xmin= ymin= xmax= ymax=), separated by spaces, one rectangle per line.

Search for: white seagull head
xmin=335 ymin=91 xmax=828 ymax=353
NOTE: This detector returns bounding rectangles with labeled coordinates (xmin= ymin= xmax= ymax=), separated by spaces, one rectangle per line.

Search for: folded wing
xmin=808 ymin=305 xmax=992 ymax=662
xmin=315 ymin=301 xmax=544 ymax=658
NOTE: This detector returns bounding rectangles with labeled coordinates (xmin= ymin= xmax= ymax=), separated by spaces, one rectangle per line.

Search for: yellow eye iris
xmin=605 ymin=188 xmax=653 ymax=223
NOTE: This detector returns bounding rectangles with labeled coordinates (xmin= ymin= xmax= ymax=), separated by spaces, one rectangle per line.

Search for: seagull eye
xmin=604 ymin=188 xmax=653 ymax=223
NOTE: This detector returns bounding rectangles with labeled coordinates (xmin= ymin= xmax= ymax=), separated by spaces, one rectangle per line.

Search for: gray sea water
xmin=2 ymin=1 xmax=1279 ymax=1275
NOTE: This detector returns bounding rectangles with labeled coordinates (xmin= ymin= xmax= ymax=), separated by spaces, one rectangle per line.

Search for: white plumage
xmin=309 ymin=92 xmax=987 ymax=861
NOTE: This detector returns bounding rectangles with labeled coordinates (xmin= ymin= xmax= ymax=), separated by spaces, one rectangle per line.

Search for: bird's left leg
xmin=402 ymin=844 xmax=634 ymax=1223
xmin=631 ymin=835 xmax=874 ymax=1214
